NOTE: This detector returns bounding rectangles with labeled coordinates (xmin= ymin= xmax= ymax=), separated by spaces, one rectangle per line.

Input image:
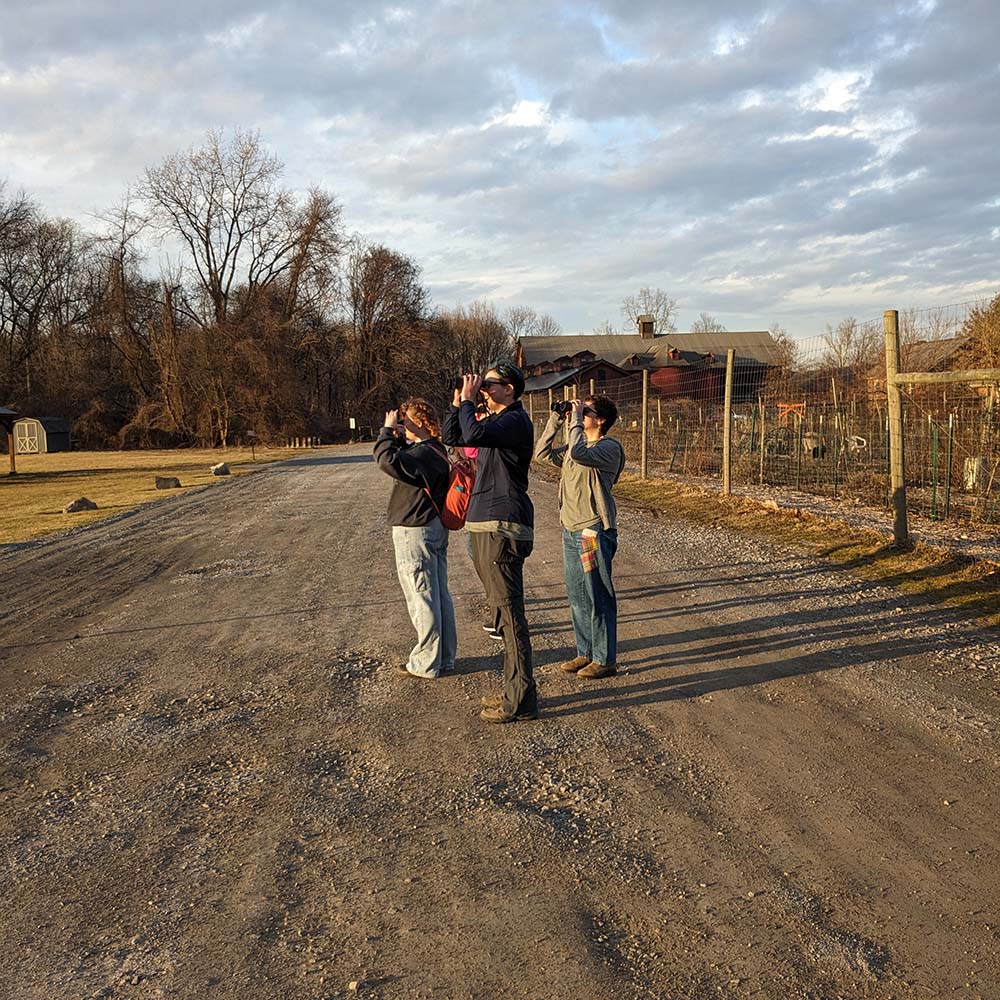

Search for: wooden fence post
xmin=641 ymin=368 xmax=649 ymax=479
xmin=722 ymin=348 xmax=735 ymax=495
xmin=758 ymin=394 xmax=766 ymax=485
xmin=884 ymin=309 xmax=909 ymax=546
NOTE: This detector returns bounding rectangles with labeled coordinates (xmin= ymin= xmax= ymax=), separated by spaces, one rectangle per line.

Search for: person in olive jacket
xmin=442 ymin=362 xmax=537 ymax=723
xmin=374 ymin=397 xmax=456 ymax=679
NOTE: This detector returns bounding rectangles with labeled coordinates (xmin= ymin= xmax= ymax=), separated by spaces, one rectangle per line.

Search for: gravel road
xmin=1 ymin=444 xmax=998 ymax=1000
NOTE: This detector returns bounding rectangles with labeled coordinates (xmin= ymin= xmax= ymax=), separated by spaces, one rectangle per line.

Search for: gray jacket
xmin=535 ymin=412 xmax=626 ymax=531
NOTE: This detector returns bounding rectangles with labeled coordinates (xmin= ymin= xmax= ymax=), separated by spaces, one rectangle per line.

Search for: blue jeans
xmin=392 ymin=519 xmax=457 ymax=677
xmin=562 ymin=526 xmax=618 ymax=667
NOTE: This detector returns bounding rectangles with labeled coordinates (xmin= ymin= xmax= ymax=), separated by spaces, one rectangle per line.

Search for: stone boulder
xmin=155 ymin=476 xmax=181 ymax=490
xmin=63 ymin=497 xmax=98 ymax=514
xmin=211 ymin=462 xmax=231 ymax=476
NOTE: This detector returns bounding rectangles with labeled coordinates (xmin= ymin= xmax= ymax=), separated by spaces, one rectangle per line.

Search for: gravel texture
xmin=1 ymin=444 xmax=998 ymax=1000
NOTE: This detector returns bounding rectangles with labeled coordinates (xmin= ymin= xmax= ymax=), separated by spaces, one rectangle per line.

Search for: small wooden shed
xmin=14 ymin=416 xmax=72 ymax=454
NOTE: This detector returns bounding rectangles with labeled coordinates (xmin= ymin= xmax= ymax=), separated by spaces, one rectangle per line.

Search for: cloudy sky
xmin=1 ymin=0 xmax=997 ymax=335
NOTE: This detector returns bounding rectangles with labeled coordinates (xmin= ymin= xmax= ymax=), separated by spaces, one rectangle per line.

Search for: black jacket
xmin=441 ymin=400 xmax=534 ymax=527
xmin=373 ymin=430 xmax=450 ymax=527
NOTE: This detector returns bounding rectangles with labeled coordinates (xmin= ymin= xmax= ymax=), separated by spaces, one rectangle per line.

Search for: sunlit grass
xmin=0 ymin=446 xmax=315 ymax=544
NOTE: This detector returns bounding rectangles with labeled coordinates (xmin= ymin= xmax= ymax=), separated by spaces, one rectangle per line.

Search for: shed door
xmin=15 ymin=422 xmax=40 ymax=454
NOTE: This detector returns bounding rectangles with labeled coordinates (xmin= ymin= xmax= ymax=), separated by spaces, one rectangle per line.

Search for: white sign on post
xmin=349 ymin=417 xmax=357 ymax=430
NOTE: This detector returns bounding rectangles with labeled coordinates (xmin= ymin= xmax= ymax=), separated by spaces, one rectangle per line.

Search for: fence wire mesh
xmin=525 ymin=300 xmax=1000 ymax=526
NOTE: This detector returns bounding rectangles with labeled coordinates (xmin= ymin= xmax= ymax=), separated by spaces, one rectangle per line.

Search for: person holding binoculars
xmin=535 ymin=395 xmax=626 ymax=679
xmin=442 ymin=362 xmax=538 ymax=724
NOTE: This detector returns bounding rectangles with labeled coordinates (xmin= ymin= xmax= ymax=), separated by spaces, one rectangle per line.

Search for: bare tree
xmin=504 ymin=304 xmax=537 ymax=339
xmin=142 ymin=129 xmax=342 ymax=328
xmin=531 ymin=313 xmax=561 ymax=337
xmin=346 ymin=240 xmax=429 ymax=416
xmin=690 ymin=312 xmax=726 ymax=333
xmin=821 ymin=316 xmax=881 ymax=371
xmin=437 ymin=301 xmax=515 ymax=377
xmin=621 ymin=286 xmax=678 ymax=334
xmin=592 ymin=319 xmax=619 ymax=335
xmin=959 ymin=292 xmax=1000 ymax=369
xmin=768 ymin=322 xmax=799 ymax=369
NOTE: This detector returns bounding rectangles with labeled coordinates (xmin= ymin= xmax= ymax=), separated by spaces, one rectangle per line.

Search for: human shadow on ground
xmin=539 ymin=622 xmax=953 ymax=720
xmin=531 ymin=564 xmax=992 ymax=717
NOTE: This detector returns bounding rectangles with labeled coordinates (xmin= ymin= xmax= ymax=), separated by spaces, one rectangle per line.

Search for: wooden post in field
xmin=884 ymin=309 xmax=909 ymax=546
xmin=528 ymin=393 xmax=533 ymax=421
xmin=722 ymin=349 xmax=736 ymax=495
xmin=640 ymin=368 xmax=649 ymax=479
xmin=547 ymin=388 xmax=553 ymax=412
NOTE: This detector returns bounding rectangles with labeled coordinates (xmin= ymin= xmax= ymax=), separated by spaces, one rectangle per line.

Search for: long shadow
xmin=541 ymin=627 xmax=948 ymax=719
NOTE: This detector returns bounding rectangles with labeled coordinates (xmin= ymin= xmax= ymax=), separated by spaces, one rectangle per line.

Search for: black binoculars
xmin=551 ymin=399 xmax=573 ymax=416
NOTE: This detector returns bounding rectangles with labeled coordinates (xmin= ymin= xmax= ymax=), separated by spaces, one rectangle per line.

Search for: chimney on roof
xmin=637 ymin=314 xmax=655 ymax=339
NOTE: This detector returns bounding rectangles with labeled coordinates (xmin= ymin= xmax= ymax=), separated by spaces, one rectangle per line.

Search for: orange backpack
xmin=427 ymin=444 xmax=475 ymax=531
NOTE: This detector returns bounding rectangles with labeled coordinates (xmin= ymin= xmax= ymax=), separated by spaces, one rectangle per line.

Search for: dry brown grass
xmin=613 ymin=473 xmax=1000 ymax=627
xmin=0 ymin=446 xmax=315 ymax=545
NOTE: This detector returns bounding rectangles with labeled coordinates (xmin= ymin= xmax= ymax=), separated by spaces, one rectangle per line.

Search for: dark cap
xmin=489 ymin=360 xmax=525 ymax=399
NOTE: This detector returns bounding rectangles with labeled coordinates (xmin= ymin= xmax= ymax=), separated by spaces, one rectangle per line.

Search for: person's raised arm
xmin=534 ymin=410 xmax=567 ymax=467
xmin=441 ymin=388 xmax=463 ymax=446
xmin=373 ymin=409 xmax=426 ymax=485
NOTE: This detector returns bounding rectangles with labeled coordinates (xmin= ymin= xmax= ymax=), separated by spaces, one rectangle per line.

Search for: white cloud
xmin=0 ymin=0 xmax=996 ymax=333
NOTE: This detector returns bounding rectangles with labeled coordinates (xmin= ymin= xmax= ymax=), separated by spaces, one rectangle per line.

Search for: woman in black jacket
xmin=373 ymin=398 xmax=456 ymax=678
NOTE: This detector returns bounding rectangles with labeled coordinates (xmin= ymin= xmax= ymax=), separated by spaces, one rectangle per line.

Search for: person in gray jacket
xmin=535 ymin=395 xmax=626 ymax=678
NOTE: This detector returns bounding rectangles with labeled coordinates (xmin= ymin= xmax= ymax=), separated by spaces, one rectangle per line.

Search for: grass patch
xmin=0 ymin=446 xmax=313 ymax=545
xmin=614 ymin=473 xmax=1000 ymax=627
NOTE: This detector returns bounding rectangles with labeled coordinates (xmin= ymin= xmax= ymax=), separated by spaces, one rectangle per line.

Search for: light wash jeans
xmin=562 ymin=526 xmax=618 ymax=667
xmin=392 ymin=519 xmax=457 ymax=677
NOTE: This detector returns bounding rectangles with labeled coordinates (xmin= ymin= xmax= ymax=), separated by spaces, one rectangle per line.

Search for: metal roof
xmin=519 ymin=331 xmax=783 ymax=368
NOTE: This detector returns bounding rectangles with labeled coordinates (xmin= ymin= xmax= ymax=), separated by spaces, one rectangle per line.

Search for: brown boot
xmin=577 ymin=661 xmax=617 ymax=678
xmin=480 ymin=703 xmax=539 ymax=724
xmin=559 ymin=656 xmax=590 ymax=674
xmin=480 ymin=693 xmax=504 ymax=708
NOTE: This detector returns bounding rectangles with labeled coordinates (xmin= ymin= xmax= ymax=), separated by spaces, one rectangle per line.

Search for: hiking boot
xmin=480 ymin=692 xmax=504 ymax=708
xmin=559 ymin=656 xmax=590 ymax=674
xmin=480 ymin=703 xmax=539 ymax=724
xmin=577 ymin=661 xmax=617 ymax=679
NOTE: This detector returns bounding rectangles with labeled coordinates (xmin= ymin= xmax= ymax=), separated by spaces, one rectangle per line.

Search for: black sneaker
xmin=483 ymin=626 xmax=503 ymax=641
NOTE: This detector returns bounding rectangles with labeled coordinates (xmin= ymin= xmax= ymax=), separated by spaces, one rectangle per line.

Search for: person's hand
xmin=460 ymin=374 xmax=482 ymax=403
xmin=452 ymin=388 xmax=462 ymax=408
xmin=384 ymin=409 xmax=399 ymax=430
xmin=570 ymin=399 xmax=585 ymax=420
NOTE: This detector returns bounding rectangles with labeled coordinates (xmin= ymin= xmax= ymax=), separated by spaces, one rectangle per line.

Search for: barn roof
xmin=518 ymin=330 xmax=783 ymax=368
xmin=523 ymin=359 xmax=637 ymax=393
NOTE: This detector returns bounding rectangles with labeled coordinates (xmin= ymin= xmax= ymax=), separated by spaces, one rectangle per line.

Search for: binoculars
xmin=551 ymin=399 xmax=573 ymax=416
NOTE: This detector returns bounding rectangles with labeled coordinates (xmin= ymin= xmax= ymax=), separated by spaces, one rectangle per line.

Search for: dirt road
xmin=2 ymin=444 xmax=998 ymax=1000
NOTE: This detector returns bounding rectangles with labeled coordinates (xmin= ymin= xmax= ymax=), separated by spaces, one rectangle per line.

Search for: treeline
xmin=0 ymin=130 xmax=555 ymax=449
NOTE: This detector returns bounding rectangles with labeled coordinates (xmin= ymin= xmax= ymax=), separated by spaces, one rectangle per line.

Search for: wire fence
xmin=526 ymin=301 xmax=1000 ymax=527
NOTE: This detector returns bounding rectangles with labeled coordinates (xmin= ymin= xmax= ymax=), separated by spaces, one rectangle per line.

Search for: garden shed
xmin=14 ymin=416 xmax=72 ymax=454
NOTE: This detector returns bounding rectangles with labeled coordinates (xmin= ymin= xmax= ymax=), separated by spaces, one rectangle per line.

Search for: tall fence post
xmin=758 ymin=394 xmax=766 ymax=485
xmin=640 ymin=368 xmax=649 ymax=479
xmin=722 ymin=348 xmax=735 ymax=495
xmin=884 ymin=309 xmax=909 ymax=546
xmin=589 ymin=378 xmax=596 ymax=398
